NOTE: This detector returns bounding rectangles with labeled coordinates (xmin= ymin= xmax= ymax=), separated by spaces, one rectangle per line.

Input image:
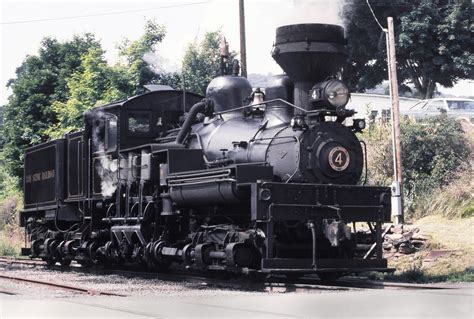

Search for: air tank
xmin=206 ymin=75 xmax=252 ymax=113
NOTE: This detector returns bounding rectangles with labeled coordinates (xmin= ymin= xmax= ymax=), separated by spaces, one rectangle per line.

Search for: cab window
xmin=105 ymin=115 xmax=118 ymax=151
xmin=92 ymin=117 xmax=105 ymax=153
xmin=92 ymin=113 xmax=118 ymax=153
xmin=128 ymin=112 xmax=151 ymax=135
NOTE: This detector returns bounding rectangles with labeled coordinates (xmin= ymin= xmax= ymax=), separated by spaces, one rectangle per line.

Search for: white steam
xmin=91 ymin=110 xmax=118 ymax=198
xmin=143 ymin=46 xmax=181 ymax=75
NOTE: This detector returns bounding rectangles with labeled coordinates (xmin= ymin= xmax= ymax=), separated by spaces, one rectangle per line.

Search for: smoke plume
xmin=90 ymin=110 xmax=119 ymax=198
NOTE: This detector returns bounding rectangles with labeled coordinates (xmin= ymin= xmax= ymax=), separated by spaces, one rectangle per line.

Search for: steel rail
xmin=0 ymin=269 xmax=126 ymax=297
xmin=0 ymin=257 xmax=454 ymax=292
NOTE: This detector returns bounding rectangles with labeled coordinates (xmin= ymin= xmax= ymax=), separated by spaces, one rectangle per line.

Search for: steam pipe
xmin=175 ymin=101 xmax=207 ymax=145
xmin=293 ymin=82 xmax=313 ymax=113
xmin=307 ymin=220 xmax=317 ymax=270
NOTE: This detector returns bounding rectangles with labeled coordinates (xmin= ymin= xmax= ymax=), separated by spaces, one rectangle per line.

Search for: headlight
xmin=352 ymin=118 xmax=366 ymax=132
xmin=309 ymin=79 xmax=350 ymax=109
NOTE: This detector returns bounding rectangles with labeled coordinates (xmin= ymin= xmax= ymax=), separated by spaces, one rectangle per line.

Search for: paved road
xmin=1 ymin=283 xmax=472 ymax=318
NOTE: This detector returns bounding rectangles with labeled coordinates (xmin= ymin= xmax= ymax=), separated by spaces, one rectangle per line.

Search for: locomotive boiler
xmin=20 ymin=24 xmax=392 ymax=279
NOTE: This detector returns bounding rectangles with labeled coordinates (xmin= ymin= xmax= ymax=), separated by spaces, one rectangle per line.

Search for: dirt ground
xmin=387 ymin=215 xmax=474 ymax=279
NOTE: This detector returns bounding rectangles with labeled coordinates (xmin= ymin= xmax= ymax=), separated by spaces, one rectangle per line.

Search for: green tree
xmin=182 ymin=30 xmax=237 ymax=95
xmin=342 ymin=0 xmax=473 ymax=98
xmin=48 ymin=20 xmax=180 ymax=139
xmin=1 ymin=34 xmax=101 ymax=178
xmin=117 ymin=20 xmax=177 ymax=95
xmin=46 ymin=47 xmax=127 ymax=139
xmin=0 ymin=106 xmax=4 ymax=149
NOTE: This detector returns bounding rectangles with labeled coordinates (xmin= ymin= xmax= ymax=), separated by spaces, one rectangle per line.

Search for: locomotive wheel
xmin=59 ymin=258 xmax=72 ymax=267
xmin=77 ymin=260 xmax=94 ymax=268
xmin=43 ymin=257 xmax=56 ymax=267
xmin=317 ymin=272 xmax=343 ymax=282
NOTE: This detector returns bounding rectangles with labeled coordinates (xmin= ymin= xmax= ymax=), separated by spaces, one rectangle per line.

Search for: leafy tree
xmin=47 ymin=20 xmax=178 ymax=139
xmin=2 ymin=20 xmax=179 ymax=178
xmin=182 ymin=30 xmax=238 ymax=95
xmin=117 ymin=20 xmax=175 ymax=95
xmin=342 ymin=0 xmax=473 ymax=98
xmin=1 ymin=34 xmax=101 ymax=177
xmin=0 ymin=107 xmax=4 ymax=149
xmin=46 ymin=47 xmax=127 ymax=139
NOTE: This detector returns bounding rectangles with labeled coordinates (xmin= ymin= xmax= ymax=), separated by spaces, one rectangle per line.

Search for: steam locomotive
xmin=20 ymin=24 xmax=391 ymax=279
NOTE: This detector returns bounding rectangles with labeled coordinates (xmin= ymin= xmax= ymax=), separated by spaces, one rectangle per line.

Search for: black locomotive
xmin=20 ymin=24 xmax=391 ymax=279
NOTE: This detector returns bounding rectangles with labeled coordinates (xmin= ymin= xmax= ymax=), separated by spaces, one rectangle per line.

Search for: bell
xmin=250 ymin=88 xmax=265 ymax=111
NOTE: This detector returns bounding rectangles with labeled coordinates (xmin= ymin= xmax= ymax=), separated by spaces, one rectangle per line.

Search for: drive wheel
xmin=43 ymin=257 xmax=56 ymax=267
xmin=59 ymin=258 xmax=72 ymax=267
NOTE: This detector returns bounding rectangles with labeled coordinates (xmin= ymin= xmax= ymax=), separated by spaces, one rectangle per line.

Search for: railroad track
xmin=0 ymin=256 xmax=454 ymax=293
xmin=0 ymin=258 xmax=126 ymax=296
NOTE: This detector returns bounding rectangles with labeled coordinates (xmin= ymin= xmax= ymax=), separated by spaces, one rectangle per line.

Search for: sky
xmin=0 ymin=0 xmax=472 ymax=105
xmin=0 ymin=0 xmax=344 ymax=104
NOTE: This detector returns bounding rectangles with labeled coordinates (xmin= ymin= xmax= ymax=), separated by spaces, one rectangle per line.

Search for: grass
xmin=410 ymin=169 xmax=474 ymax=220
xmin=0 ymin=226 xmax=23 ymax=257
xmin=383 ymin=267 xmax=474 ymax=283
xmin=0 ymin=173 xmax=24 ymax=257
xmin=377 ymin=215 xmax=474 ymax=283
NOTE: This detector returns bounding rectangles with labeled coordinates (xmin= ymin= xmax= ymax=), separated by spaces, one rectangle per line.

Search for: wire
xmin=1 ymin=2 xmax=209 ymax=25
xmin=366 ymin=0 xmax=387 ymax=33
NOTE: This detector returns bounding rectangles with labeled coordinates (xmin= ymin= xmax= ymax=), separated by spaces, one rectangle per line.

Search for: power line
xmin=366 ymin=0 xmax=387 ymax=32
xmin=1 ymin=2 xmax=209 ymax=25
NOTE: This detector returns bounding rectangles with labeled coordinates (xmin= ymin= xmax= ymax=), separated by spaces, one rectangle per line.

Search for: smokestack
xmin=271 ymin=24 xmax=347 ymax=112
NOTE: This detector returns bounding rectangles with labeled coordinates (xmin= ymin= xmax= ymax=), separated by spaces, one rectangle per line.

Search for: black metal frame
xmin=251 ymin=181 xmax=391 ymax=273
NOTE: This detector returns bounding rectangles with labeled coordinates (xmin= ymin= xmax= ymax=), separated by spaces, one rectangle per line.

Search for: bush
xmin=0 ymin=151 xmax=22 ymax=228
xmin=0 ymin=152 xmax=23 ymax=255
xmin=361 ymin=116 xmax=471 ymax=219
xmin=401 ymin=117 xmax=470 ymax=195
xmin=359 ymin=122 xmax=393 ymax=186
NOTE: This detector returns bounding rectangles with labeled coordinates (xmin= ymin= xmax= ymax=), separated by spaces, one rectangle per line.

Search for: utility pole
xmin=239 ymin=0 xmax=247 ymax=78
xmin=386 ymin=17 xmax=403 ymax=225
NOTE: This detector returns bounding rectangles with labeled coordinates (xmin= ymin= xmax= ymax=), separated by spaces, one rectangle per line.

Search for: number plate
xmin=328 ymin=146 xmax=350 ymax=171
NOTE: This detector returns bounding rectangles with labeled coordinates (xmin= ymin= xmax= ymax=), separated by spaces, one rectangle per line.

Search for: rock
xmin=398 ymin=242 xmax=415 ymax=254
xmin=411 ymin=240 xmax=425 ymax=248
xmin=392 ymin=236 xmax=409 ymax=247
xmin=411 ymin=233 xmax=430 ymax=241
xmin=385 ymin=233 xmax=403 ymax=241
xmin=383 ymin=242 xmax=393 ymax=250
xmin=402 ymin=230 xmax=415 ymax=241
xmin=392 ymin=224 xmax=404 ymax=234
xmin=383 ymin=252 xmax=396 ymax=259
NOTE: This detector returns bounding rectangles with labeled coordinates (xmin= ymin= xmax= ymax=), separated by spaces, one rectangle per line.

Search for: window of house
xmin=426 ymin=100 xmax=446 ymax=111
